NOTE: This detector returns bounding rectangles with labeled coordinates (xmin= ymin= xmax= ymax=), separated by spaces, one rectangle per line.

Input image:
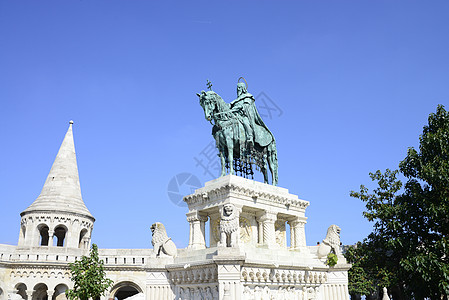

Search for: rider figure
xmin=230 ymin=82 xmax=256 ymax=147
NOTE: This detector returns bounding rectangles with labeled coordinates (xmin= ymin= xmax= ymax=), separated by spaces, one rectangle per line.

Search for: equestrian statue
xmin=197 ymin=78 xmax=278 ymax=185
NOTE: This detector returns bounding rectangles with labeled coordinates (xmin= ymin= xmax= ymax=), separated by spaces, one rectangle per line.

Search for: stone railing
xmin=0 ymin=245 xmax=173 ymax=268
xmin=0 ymin=244 xmax=88 ymax=263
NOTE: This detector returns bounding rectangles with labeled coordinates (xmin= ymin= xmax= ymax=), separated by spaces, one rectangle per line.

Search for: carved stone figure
xmin=197 ymin=78 xmax=278 ymax=185
xmin=317 ymin=224 xmax=341 ymax=259
xmin=212 ymin=286 xmax=219 ymax=300
xmin=382 ymin=287 xmax=390 ymax=300
xmin=204 ymin=287 xmax=213 ymax=300
xmin=193 ymin=288 xmax=202 ymax=299
xmin=151 ymin=222 xmax=177 ymax=257
xmin=218 ymin=204 xmax=239 ymax=247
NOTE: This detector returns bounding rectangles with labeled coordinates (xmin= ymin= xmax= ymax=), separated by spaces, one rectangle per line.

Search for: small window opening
xmin=53 ymin=226 xmax=67 ymax=247
xmin=39 ymin=225 xmax=50 ymax=246
xmin=78 ymin=229 xmax=88 ymax=249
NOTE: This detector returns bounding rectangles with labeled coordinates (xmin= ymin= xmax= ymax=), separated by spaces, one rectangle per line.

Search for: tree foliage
xmin=347 ymin=105 xmax=449 ymax=300
xmin=66 ymin=244 xmax=113 ymax=300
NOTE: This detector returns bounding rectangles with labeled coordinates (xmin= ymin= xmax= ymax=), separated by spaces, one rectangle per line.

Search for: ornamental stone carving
xmin=317 ymin=224 xmax=341 ymax=259
xmin=218 ymin=204 xmax=239 ymax=247
xmin=150 ymin=222 xmax=177 ymax=258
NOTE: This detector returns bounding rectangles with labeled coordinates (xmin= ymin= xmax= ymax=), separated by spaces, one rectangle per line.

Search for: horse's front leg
xmin=228 ymin=146 xmax=234 ymax=175
xmin=261 ymin=161 xmax=269 ymax=184
xmin=268 ymin=145 xmax=278 ymax=186
xmin=226 ymin=134 xmax=234 ymax=175
xmin=219 ymin=151 xmax=226 ymax=177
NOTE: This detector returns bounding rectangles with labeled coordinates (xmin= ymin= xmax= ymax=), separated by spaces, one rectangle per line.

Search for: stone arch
xmin=14 ymin=283 xmax=27 ymax=300
xmin=33 ymin=283 xmax=48 ymax=300
xmin=37 ymin=224 xmax=50 ymax=246
xmin=53 ymin=225 xmax=68 ymax=247
xmin=78 ymin=228 xmax=88 ymax=249
xmin=110 ymin=281 xmax=143 ymax=300
xmin=52 ymin=284 xmax=68 ymax=300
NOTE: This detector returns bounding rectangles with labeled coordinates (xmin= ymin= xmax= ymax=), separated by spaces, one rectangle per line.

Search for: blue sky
xmin=1 ymin=1 xmax=448 ymax=249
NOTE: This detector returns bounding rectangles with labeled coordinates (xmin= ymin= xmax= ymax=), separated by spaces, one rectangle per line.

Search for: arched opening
xmin=33 ymin=283 xmax=48 ymax=300
xmin=0 ymin=287 xmax=4 ymax=300
xmin=14 ymin=283 xmax=27 ymax=300
xmin=52 ymin=284 xmax=68 ymax=300
xmin=38 ymin=225 xmax=49 ymax=246
xmin=110 ymin=282 xmax=142 ymax=300
xmin=78 ymin=229 xmax=88 ymax=249
xmin=53 ymin=226 xmax=67 ymax=247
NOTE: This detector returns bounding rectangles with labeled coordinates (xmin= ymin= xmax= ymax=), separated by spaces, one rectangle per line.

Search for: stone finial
xmin=21 ymin=122 xmax=93 ymax=218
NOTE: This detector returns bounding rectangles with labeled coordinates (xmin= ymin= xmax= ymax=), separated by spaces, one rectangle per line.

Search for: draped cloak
xmin=231 ymin=92 xmax=275 ymax=147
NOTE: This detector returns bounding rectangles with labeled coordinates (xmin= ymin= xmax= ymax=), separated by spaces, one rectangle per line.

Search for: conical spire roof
xmin=21 ymin=121 xmax=94 ymax=219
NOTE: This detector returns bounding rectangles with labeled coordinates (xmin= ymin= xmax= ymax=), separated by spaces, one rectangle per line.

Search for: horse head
xmin=197 ymin=90 xmax=216 ymax=122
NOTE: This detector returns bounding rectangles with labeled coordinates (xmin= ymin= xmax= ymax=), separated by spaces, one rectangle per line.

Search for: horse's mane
xmin=209 ymin=91 xmax=233 ymax=119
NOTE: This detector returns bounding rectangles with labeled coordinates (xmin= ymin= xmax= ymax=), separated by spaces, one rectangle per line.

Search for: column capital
xmin=287 ymin=216 xmax=307 ymax=226
xmin=186 ymin=211 xmax=206 ymax=222
xmin=258 ymin=210 xmax=277 ymax=222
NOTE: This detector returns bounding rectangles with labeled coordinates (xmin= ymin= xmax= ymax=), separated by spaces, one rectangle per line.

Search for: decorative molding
xmin=241 ymin=267 xmax=328 ymax=285
xmin=184 ymin=184 xmax=309 ymax=211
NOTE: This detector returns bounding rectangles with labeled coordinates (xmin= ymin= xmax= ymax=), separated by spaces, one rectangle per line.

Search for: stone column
xmin=187 ymin=211 xmax=207 ymax=249
xmin=82 ymin=236 xmax=89 ymax=250
xmin=48 ymin=230 xmax=54 ymax=246
xmin=47 ymin=290 xmax=54 ymax=300
xmin=199 ymin=215 xmax=208 ymax=247
xmin=188 ymin=221 xmax=193 ymax=246
xmin=22 ymin=220 xmax=34 ymax=247
xmin=258 ymin=211 xmax=277 ymax=248
xmin=288 ymin=217 xmax=307 ymax=249
xmin=66 ymin=230 xmax=72 ymax=248
xmin=25 ymin=290 xmax=33 ymax=300
xmin=288 ymin=219 xmax=296 ymax=249
xmin=257 ymin=218 xmax=264 ymax=244
xmin=18 ymin=224 xmax=25 ymax=246
xmin=234 ymin=206 xmax=242 ymax=247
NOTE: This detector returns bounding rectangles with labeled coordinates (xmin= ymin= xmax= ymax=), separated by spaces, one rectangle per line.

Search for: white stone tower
xmin=18 ymin=121 xmax=95 ymax=250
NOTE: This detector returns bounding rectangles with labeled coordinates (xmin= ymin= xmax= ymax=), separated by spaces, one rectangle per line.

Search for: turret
xmin=18 ymin=121 xmax=94 ymax=249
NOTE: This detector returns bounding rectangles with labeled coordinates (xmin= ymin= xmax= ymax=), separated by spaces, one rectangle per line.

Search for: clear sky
xmin=1 ymin=1 xmax=448 ymax=249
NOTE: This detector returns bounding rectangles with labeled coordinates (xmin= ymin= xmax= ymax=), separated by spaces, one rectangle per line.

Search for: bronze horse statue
xmin=198 ymin=90 xmax=278 ymax=185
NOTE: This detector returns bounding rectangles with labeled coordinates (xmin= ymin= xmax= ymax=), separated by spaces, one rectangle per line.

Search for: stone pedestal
xmin=184 ymin=175 xmax=309 ymax=250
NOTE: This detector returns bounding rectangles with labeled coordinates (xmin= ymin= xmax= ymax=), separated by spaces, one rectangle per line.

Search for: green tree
xmin=348 ymin=105 xmax=449 ymax=300
xmin=66 ymin=244 xmax=113 ymax=300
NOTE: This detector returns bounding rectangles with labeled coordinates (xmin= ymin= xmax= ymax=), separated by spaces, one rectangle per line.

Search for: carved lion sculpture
xmin=317 ymin=224 xmax=341 ymax=259
xmin=151 ymin=222 xmax=177 ymax=257
xmin=218 ymin=204 xmax=239 ymax=247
